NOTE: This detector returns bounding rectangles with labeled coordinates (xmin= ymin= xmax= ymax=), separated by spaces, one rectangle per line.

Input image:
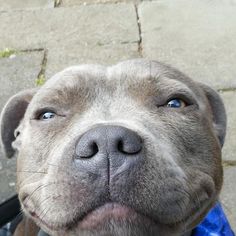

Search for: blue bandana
xmin=192 ymin=202 xmax=235 ymax=236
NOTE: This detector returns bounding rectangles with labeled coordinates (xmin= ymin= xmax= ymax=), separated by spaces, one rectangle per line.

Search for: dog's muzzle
xmin=75 ymin=125 xmax=143 ymax=176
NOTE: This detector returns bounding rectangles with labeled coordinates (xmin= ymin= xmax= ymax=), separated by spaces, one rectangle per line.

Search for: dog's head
xmin=0 ymin=59 xmax=226 ymax=236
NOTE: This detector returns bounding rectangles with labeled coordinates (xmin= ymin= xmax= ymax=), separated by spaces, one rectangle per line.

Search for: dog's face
xmin=0 ymin=60 xmax=226 ymax=236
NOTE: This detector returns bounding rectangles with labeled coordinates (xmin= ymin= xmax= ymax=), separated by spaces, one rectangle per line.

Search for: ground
xmin=0 ymin=0 xmax=235 ymax=232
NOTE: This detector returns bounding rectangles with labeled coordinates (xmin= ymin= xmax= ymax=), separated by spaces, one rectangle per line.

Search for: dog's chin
xmin=29 ymin=202 xmax=195 ymax=236
xmin=77 ymin=203 xmax=141 ymax=230
xmin=34 ymin=203 xmax=159 ymax=234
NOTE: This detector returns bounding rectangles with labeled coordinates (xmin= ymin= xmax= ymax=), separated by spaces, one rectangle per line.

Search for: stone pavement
xmin=0 ymin=0 xmax=235 ymax=231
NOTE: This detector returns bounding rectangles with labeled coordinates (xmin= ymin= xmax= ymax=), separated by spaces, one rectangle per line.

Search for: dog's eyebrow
xmin=37 ymin=86 xmax=88 ymax=102
xmin=158 ymin=77 xmax=197 ymax=94
xmin=29 ymin=89 xmax=72 ymax=112
xmin=152 ymin=77 xmax=199 ymax=104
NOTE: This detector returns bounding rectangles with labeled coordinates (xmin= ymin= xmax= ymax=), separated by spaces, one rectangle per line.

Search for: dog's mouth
xmin=70 ymin=203 xmax=144 ymax=230
xmin=20 ymin=179 xmax=217 ymax=235
xmin=77 ymin=203 xmax=144 ymax=229
xmin=26 ymin=202 xmax=163 ymax=233
xmin=25 ymin=201 xmax=201 ymax=234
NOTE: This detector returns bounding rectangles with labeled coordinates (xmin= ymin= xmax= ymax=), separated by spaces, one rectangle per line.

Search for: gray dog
xmin=0 ymin=59 xmax=226 ymax=236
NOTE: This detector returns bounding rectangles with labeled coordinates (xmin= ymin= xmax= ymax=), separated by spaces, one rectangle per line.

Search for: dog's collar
xmin=37 ymin=203 xmax=235 ymax=236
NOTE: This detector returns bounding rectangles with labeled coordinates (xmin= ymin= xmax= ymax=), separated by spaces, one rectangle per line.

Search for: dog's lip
xmin=77 ymin=202 xmax=141 ymax=230
xmin=27 ymin=202 xmax=157 ymax=232
xmin=21 ymin=200 xmax=57 ymax=231
xmin=24 ymin=199 xmax=215 ymax=233
xmin=27 ymin=209 xmax=55 ymax=231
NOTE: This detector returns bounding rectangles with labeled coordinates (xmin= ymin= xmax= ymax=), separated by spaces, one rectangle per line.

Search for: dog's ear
xmin=199 ymin=83 xmax=227 ymax=147
xmin=0 ymin=89 xmax=37 ymax=158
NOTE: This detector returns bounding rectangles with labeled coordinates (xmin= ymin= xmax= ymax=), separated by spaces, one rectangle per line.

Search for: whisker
xmin=47 ymin=163 xmax=59 ymax=167
xmin=38 ymin=195 xmax=52 ymax=206
xmin=24 ymin=182 xmax=56 ymax=205
xmin=46 ymin=163 xmax=73 ymax=175
xmin=38 ymin=205 xmax=50 ymax=226
xmin=37 ymin=195 xmax=63 ymax=227
xmin=183 ymin=176 xmax=201 ymax=210
xmin=17 ymin=170 xmax=47 ymax=174
xmin=14 ymin=210 xmax=23 ymax=220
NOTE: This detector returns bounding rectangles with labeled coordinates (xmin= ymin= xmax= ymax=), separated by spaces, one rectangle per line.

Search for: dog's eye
xmin=39 ymin=111 xmax=56 ymax=120
xmin=166 ymin=99 xmax=186 ymax=108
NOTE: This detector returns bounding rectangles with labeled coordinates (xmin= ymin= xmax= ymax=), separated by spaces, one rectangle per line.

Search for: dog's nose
xmin=76 ymin=125 xmax=142 ymax=159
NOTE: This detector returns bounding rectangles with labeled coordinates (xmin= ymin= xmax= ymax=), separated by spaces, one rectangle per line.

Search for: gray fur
xmin=0 ymin=59 xmax=226 ymax=236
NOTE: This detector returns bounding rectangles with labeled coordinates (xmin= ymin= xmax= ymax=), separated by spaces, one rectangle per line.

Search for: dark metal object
xmin=0 ymin=195 xmax=21 ymax=228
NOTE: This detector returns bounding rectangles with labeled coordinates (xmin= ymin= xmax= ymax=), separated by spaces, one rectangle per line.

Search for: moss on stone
xmin=36 ymin=74 xmax=46 ymax=86
xmin=0 ymin=48 xmax=17 ymax=58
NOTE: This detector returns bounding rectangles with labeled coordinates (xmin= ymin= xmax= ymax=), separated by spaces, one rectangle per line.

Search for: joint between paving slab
xmin=54 ymin=0 xmax=62 ymax=7
xmin=223 ymin=160 xmax=236 ymax=167
xmin=120 ymin=40 xmax=139 ymax=45
xmin=218 ymin=88 xmax=236 ymax=93
xmin=134 ymin=4 xmax=143 ymax=56
xmin=20 ymin=48 xmax=44 ymax=53
xmin=0 ymin=48 xmax=45 ymax=58
xmin=95 ymin=40 xmax=139 ymax=46
xmin=36 ymin=49 xmax=48 ymax=86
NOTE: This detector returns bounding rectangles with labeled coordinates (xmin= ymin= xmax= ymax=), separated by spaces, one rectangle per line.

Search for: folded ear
xmin=0 ymin=89 xmax=37 ymax=158
xmin=199 ymin=83 xmax=227 ymax=147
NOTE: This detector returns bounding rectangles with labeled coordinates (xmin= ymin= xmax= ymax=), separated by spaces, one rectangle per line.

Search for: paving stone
xmin=220 ymin=166 xmax=236 ymax=232
xmin=0 ymin=51 xmax=43 ymax=203
xmin=46 ymin=43 xmax=140 ymax=78
xmin=142 ymin=0 xmax=236 ymax=2
xmin=0 ymin=51 xmax=43 ymax=108
xmin=0 ymin=4 xmax=139 ymax=50
xmin=139 ymin=0 xmax=236 ymax=89
xmin=60 ymin=0 xmax=140 ymax=6
xmin=221 ymin=91 xmax=236 ymax=162
xmin=0 ymin=0 xmax=54 ymax=11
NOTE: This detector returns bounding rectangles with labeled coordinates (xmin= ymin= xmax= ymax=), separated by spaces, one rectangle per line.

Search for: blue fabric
xmin=192 ymin=203 xmax=235 ymax=236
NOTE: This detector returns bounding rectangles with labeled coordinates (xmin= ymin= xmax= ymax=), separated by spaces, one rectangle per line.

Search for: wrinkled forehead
xmin=31 ymin=60 xmax=202 ymax=105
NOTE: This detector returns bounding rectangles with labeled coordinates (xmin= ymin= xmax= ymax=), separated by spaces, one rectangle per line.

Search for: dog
xmin=0 ymin=59 xmax=227 ymax=236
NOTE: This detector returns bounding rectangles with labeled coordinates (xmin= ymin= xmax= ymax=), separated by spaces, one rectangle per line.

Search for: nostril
xmin=118 ymin=140 xmax=124 ymax=153
xmin=117 ymin=138 xmax=142 ymax=155
xmin=76 ymin=141 xmax=99 ymax=159
xmin=75 ymin=126 xmax=143 ymax=160
xmin=90 ymin=142 xmax=99 ymax=157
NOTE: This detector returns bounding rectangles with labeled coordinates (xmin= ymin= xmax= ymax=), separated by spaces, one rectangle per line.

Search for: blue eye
xmin=39 ymin=111 xmax=56 ymax=120
xmin=166 ymin=99 xmax=186 ymax=108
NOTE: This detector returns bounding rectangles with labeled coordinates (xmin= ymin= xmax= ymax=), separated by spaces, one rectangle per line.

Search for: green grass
xmin=0 ymin=48 xmax=17 ymax=58
xmin=36 ymin=74 xmax=46 ymax=86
